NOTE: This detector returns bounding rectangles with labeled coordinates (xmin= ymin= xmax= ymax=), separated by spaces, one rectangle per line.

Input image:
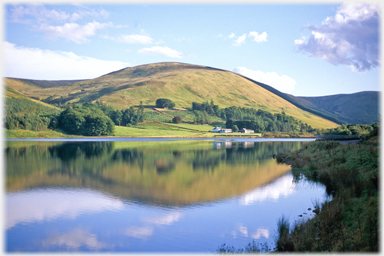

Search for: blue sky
xmin=3 ymin=1 xmax=381 ymax=96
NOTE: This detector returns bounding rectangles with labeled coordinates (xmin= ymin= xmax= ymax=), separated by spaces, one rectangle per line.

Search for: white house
xmin=220 ymin=129 xmax=232 ymax=133
xmin=240 ymin=128 xmax=254 ymax=134
xmin=212 ymin=127 xmax=222 ymax=132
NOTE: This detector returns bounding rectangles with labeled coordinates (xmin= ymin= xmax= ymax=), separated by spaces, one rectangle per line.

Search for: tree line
xmin=322 ymin=123 xmax=377 ymax=136
xmin=192 ymin=100 xmax=315 ymax=133
xmin=4 ymin=99 xmax=146 ymax=136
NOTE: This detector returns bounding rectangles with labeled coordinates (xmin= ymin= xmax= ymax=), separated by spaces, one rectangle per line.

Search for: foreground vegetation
xmin=274 ymin=128 xmax=379 ymax=252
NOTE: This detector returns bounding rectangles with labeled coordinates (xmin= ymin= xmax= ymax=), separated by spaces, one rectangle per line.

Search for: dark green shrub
xmin=172 ymin=116 xmax=182 ymax=124
xmin=156 ymin=98 xmax=175 ymax=108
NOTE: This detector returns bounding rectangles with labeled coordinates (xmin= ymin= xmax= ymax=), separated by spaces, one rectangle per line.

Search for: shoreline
xmin=5 ymin=137 xmax=317 ymax=141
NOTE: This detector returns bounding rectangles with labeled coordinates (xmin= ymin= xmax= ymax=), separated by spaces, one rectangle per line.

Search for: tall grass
xmin=275 ymin=137 xmax=379 ymax=252
xmin=216 ymin=241 xmax=271 ymax=253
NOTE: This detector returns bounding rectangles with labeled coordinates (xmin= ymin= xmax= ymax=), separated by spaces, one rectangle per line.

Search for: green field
xmin=5 ymin=129 xmax=82 ymax=139
xmin=5 ymin=122 xmax=267 ymax=138
xmin=114 ymin=122 xmax=215 ymax=137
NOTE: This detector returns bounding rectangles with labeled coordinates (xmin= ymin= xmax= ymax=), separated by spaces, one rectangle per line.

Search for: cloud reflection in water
xmin=42 ymin=228 xmax=111 ymax=251
xmin=6 ymin=188 xmax=124 ymax=229
xmin=239 ymin=173 xmax=296 ymax=205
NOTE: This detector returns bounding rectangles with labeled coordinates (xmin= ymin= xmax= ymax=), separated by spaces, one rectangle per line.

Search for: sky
xmin=2 ymin=1 xmax=382 ymax=97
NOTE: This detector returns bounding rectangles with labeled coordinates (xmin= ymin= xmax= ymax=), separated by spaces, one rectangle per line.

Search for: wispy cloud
xmin=234 ymin=33 xmax=247 ymax=46
xmin=8 ymin=4 xmax=109 ymax=24
xmin=233 ymin=67 xmax=296 ymax=93
xmin=294 ymin=3 xmax=379 ymax=72
xmin=228 ymin=32 xmax=236 ymax=39
xmin=40 ymin=21 xmax=113 ymax=43
xmin=138 ymin=46 xmax=183 ymax=58
xmin=4 ymin=42 xmax=129 ymax=80
xmin=8 ymin=4 xmax=112 ymax=44
xmin=105 ymin=34 xmax=153 ymax=44
xmin=121 ymin=34 xmax=153 ymax=44
xmin=248 ymin=31 xmax=268 ymax=42
xmin=227 ymin=31 xmax=268 ymax=46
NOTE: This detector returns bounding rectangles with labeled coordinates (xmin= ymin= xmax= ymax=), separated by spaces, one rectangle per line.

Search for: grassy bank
xmin=5 ymin=121 xmax=316 ymax=139
xmin=275 ymin=137 xmax=379 ymax=252
xmin=5 ymin=129 xmax=82 ymax=138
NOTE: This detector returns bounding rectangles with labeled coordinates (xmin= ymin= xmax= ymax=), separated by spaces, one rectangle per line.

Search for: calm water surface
xmin=5 ymin=138 xmax=329 ymax=252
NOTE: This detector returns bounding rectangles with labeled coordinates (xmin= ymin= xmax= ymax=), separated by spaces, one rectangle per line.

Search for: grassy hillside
xmin=5 ymin=62 xmax=338 ymax=129
xmin=6 ymin=77 xmax=84 ymax=88
xmin=4 ymin=86 xmax=60 ymax=115
xmin=298 ymin=91 xmax=379 ymax=125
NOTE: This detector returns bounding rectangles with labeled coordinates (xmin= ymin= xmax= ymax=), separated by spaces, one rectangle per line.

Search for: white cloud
xmin=234 ymin=33 xmax=247 ymax=46
xmin=138 ymin=46 xmax=183 ymax=58
xmin=6 ymin=188 xmax=124 ymax=229
xmin=227 ymin=31 xmax=268 ymax=46
xmin=228 ymin=32 xmax=236 ymax=39
xmin=233 ymin=67 xmax=296 ymax=93
xmin=40 ymin=21 xmax=113 ymax=44
xmin=294 ymin=3 xmax=380 ymax=72
xmin=248 ymin=31 xmax=268 ymax=43
xmin=4 ymin=42 xmax=129 ymax=80
xmin=294 ymin=36 xmax=307 ymax=45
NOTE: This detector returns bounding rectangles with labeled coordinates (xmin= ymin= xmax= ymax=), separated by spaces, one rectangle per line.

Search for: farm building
xmin=212 ymin=127 xmax=222 ymax=132
xmin=239 ymin=128 xmax=254 ymax=133
xmin=220 ymin=129 xmax=232 ymax=133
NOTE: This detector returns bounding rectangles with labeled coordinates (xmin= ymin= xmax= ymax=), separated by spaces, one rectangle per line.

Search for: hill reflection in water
xmin=6 ymin=140 xmax=305 ymax=206
xmin=5 ymin=139 xmax=329 ymax=252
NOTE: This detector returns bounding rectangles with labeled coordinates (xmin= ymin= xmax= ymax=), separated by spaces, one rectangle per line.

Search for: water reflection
xmin=42 ymin=228 xmax=111 ymax=251
xmin=6 ymin=140 xmax=304 ymax=206
xmin=239 ymin=172 xmax=296 ymax=205
xmin=231 ymin=225 xmax=270 ymax=240
xmin=5 ymin=139 xmax=327 ymax=252
xmin=6 ymin=188 xmax=124 ymax=229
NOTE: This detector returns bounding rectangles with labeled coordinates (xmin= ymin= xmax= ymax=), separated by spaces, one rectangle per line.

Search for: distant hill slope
xmin=7 ymin=78 xmax=85 ymax=89
xmin=4 ymin=62 xmax=339 ymax=129
xmin=296 ymin=91 xmax=379 ymax=125
xmin=284 ymin=94 xmax=356 ymax=125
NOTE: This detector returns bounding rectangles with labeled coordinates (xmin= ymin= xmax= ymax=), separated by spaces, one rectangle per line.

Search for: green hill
xmin=297 ymin=91 xmax=379 ymax=125
xmin=4 ymin=62 xmax=338 ymax=129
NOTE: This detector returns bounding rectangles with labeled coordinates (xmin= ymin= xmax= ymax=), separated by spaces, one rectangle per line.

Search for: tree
xmin=156 ymin=98 xmax=175 ymax=109
xmin=110 ymin=110 xmax=122 ymax=126
xmin=232 ymin=125 xmax=239 ymax=132
xmin=59 ymin=105 xmax=115 ymax=136
xmin=172 ymin=116 xmax=182 ymax=124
